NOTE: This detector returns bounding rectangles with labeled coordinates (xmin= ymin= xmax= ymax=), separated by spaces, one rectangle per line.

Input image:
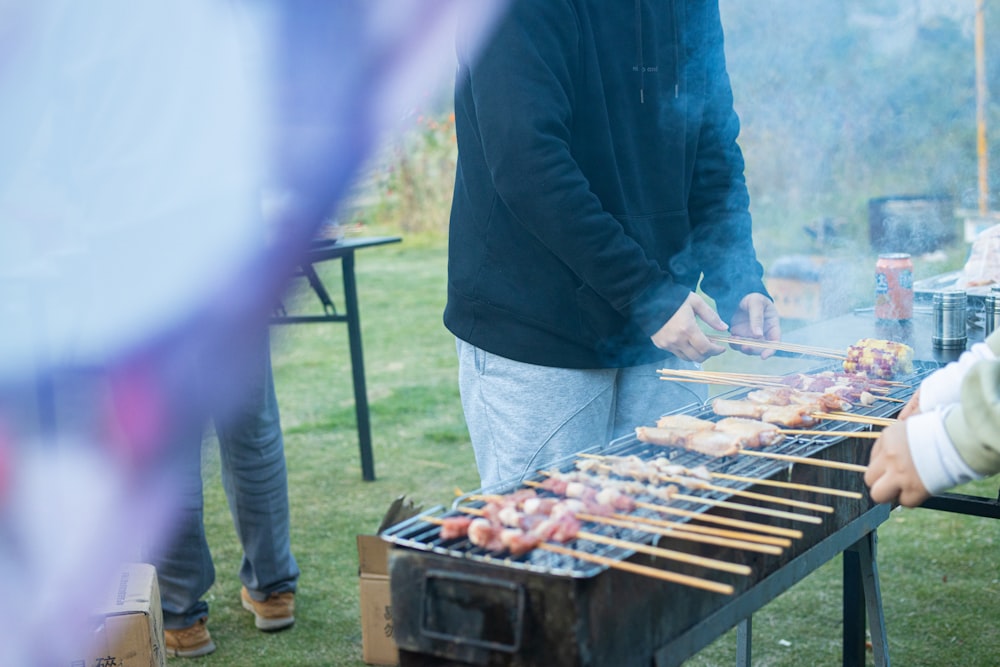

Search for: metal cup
xmin=932 ymin=290 xmax=967 ymax=349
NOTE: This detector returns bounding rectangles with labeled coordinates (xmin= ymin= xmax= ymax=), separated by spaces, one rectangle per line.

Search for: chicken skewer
xmin=578 ymin=459 xmax=834 ymax=514
xmin=636 ymin=418 xmax=869 ymax=473
xmin=455 ymin=506 xmax=756 ymax=574
xmin=538 ymin=470 xmax=824 ymax=525
xmin=428 ymin=515 xmax=736 ymax=594
xmin=467 ymin=493 xmax=788 ymax=553
xmin=581 ymin=453 xmax=864 ymax=499
xmin=657 ymin=368 xmax=905 ymax=401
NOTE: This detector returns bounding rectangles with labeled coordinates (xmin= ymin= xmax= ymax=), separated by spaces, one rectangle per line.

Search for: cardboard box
xmin=358 ymin=534 xmax=396 ymax=666
xmin=75 ymin=562 xmax=165 ymax=667
xmin=358 ymin=496 xmax=423 ymax=666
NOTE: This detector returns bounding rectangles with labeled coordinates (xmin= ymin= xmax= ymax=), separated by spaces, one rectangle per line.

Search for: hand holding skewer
xmin=864 ymin=421 xmax=930 ymax=507
xmin=650 ymin=293 xmax=728 ymax=362
xmin=725 ymin=293 xmax=783 ymax=360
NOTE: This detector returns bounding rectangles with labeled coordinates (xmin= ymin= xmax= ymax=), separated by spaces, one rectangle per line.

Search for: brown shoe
xmin=164 ymin=617 xmax=216 ymax=658
xmin=241 ymin=586 xmax=295 ymax=631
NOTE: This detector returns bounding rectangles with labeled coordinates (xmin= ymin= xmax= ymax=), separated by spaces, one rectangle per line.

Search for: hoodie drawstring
xmin=636 ymin=0 xmax=680 ymax=103
xmin=635 ymin=0 xmax=645 ymax=104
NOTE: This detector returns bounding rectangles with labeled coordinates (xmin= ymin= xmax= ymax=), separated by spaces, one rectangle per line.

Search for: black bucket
xmin=868 ymin=194 xmax=955 ymax=254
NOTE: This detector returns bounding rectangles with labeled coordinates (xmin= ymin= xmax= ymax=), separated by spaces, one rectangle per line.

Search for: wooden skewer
xmin=707 ymin=334 xmax=847 ymax=360
xmin=633 ymin=500 xmax=804 ymax=539
xmin=577 ymin=531 xmax=754 ymax=574
xmin=605 ymin=512 xmax=792 ymax=547
xmin=705 ymin=471 xmax=863 ymax=499
xmin=657 ymin=369 xmax=903 ymax=405
xmin=781 ymin=429 xmax=881 ymax=439
xmin=589 ymin=462 xmax=834 ymax=514
xmin=577 ymin=512 xmax=783 ymax=556
xmin=498 ymin=481 xmax=803 ymax=539
xmin=739 ymin=448 xmax=867 ymax=473
xmin=540 ymin=543 xmax=735 ymax=594
xmin=584 ymin=453 xmax=863 ymax=499
xmin=666 ymin=492 xmax=823 ymax=524
xmin=449 ymin=508 xmax=754 ymax=575
xmin=813 ymin=411 xmax=896 ymax=427
xmin=533 ymin=473 xmax=823 ymax=525
xmin=662 ymin=475 xmax=834 ymax=513
xmin=463 ymin=495 xmax=788 ymax=551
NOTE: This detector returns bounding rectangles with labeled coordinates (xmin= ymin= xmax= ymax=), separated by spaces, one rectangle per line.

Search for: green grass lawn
xmin=189 ymin=227 xmax=998 ymax=667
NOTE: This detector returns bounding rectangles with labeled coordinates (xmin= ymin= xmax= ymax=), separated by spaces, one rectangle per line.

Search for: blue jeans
xmin=456 ymin=339 xmax=706 ymax=488
xmin=154 ymin=332 xmax=299 ymax=629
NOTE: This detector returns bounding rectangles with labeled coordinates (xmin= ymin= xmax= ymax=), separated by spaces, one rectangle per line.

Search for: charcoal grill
xmin=383 ymin=361 xmax=939 ymax=667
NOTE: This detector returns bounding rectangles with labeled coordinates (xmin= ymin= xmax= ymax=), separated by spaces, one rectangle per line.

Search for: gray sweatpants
xmin=456 ymin=339 xmax=706 ymax=488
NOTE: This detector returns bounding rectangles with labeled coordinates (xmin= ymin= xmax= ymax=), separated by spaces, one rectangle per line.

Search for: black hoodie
xmin=445 ymin=0 xmax=769 ymax=369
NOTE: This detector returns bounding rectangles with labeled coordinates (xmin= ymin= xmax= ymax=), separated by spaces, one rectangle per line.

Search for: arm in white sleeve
xmin=918 ymin=342 xmax=996 ymax=411
xmin=905 ymin=406 xmax=982 ymax=496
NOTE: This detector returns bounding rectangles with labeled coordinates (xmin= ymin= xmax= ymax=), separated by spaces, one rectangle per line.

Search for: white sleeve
xmin=906 ymin=406 xmax=983 ymax=496
xmin=918 ymin=342 xmax=997 ymax=411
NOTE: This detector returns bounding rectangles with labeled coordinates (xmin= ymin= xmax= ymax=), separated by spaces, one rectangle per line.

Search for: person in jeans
xmin=445 ymin=1 xmax=780 ymax=487
xmin=155 ymin=329 xmax=300 ymax=657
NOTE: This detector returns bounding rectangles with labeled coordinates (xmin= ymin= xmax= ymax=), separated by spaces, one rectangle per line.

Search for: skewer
xmin=578 ymin=512 xmax=785 ymax=555
xmin=578 ymin=532 xmax=754 ymax=573
xmin=425 ymin=515 xmax=736 ymax=593
xmin=813 ymin=412 xmax=896 ymax=427
xmin=533 ymin=473 xmax=823 ymax=525
xmin=583 ymin=453 xmax=863 ymax=499
xmin=664 ymin=492 xmax=822 ymax=524
xmin=707 ymin=334 xmax=847 ymax=360
xmin=604 ymin=512 xmax=792 ymax=547
xmin=588 ymin=462 xmax=834 ymax=514
xmin=540 ymin=543 xmax=735 ymax=594
xmin=450 ymin=508 xmax=754 ymax=575
xmin=739 ymin=448 xmax=867 ymax=473
xmin=780 ymin=429 xmax=881 ymax=439
xmin=657 ymin=368 xmax=899 ymax=394
xmin=634 ymin=501 xmax=804 ymax=539
xmin=707 ymin=471 xmax=863 ymax=499
xmin=466 ymin=493 xmax=790 ymax=549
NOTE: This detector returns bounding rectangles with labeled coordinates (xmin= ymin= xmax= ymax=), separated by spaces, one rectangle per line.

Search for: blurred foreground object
xmin=0 ymin=0 xmax=505 ymax=662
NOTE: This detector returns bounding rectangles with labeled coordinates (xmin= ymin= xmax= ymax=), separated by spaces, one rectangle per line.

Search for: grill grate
xmin=381 ymin=361 xmax=940 ymax=578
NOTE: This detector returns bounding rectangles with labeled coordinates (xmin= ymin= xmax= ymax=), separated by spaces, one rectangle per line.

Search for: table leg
xmin=342 ymin=252 xmax=376 ymax=481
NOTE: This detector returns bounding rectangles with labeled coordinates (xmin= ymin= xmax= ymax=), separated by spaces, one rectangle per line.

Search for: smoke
xmin=718 ymin=0 xmax=988 ymax=257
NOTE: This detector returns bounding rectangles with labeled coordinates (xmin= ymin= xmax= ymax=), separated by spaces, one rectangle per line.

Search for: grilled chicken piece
xmin=788 ymin=391 xmax=851 ymax=411
xmin=713 ymin=398 xmax=820 ymax=427
xmin=714 ymin=417 xmax=785 ymax=448
xmin=746 ymin=388 xmax=793 ymax=405
xmin=655 ymin=414 xmax=717 ymax=431
xmin=758 ymin=403 xmax=819 ymax=427
xmin=635 ymin=426 xmax=740 ymax=457
xmin=711 ymin=398 xmax=766 ymax=418
xmin=683 ymin=430 xmax=742 ymax=457
xmin=635 ymin=426 xmax=691 ymax=446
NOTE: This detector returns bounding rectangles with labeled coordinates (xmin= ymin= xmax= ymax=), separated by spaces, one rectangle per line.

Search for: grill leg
xmin=735 ymin=617 xmax=751 ymax=667
xmin=843 ymin=530 xmax=890 ymax=667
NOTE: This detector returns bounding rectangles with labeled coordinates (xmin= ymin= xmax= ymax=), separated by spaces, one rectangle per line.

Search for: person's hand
xmin=650 ymin=292 xmax=728 ymax=362
xmin=864 ymin=421 xmax=931 ymax=507
xmin=727 ymin=293 xmax=782 ymax=359
xmin=897 ymin=389 xmax=921 ymax=420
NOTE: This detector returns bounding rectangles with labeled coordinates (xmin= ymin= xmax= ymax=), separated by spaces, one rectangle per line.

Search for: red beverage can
xmin=875 ymin=253 xmax=913 ymax=321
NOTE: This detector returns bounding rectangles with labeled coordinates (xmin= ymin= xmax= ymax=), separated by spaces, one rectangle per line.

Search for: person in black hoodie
xmin=445 ymin=0 xmax=780 ymax=486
